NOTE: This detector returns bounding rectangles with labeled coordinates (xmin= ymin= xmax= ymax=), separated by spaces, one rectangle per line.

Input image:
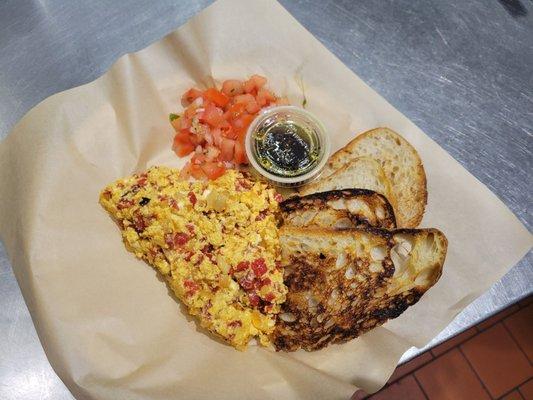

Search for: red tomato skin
xmin=181 ymin=88 xmax=202 ymax=105
xmin=203 ymin=88 xmax=230 ymax=107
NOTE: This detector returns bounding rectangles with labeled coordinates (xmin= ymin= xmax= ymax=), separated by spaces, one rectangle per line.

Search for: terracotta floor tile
xmin=501 ymin=390 xmax=525 ymax=400
xmin=478 ymin=304 xmax=520 ymax=331
xmin=461 ymin=323 xmax=532 ymax=398
xmin=415 ymin=349 xmax=490 ymax=400
xmin=431 ymin=327 xmax=478 ymax=357
xmin=519 ymin=296 xmax=532 ymax=308
xmin=388 ymin=351 xmax=433 ymax=383
xmin=504 ymin=304 xmax=533 ymax=362
xmin=369 ymin=375 xmax=426 ymax=400
xmin=519 ymin=378 xmax=533 ymax=400
xmin=500 ymin=390 xmax=524 ymax=400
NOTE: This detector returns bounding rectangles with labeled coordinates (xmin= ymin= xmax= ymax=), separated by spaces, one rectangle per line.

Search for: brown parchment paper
xmin=0 ymin=0 xmax=531 ymax=399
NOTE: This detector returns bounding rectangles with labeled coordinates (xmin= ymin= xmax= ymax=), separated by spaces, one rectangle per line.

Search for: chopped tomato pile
xmin=229 ymin=258 xmax=275 ymax=307
xmin=170 ymin=75 xmax=289 ymax=180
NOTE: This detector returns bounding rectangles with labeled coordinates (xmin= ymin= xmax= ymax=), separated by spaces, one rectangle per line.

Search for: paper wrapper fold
xmin=0 ymin=0 xmax=531 ymax=399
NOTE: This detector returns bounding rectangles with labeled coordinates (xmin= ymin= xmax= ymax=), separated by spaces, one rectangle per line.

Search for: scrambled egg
xmin=99 ymin=167 xmax=287 ymax=350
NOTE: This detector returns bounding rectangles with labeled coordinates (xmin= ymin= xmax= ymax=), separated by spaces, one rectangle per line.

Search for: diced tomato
xmin=175 ymin=233 xmax=190 ymax=246
xmin=256 ymin=88 xmax=276 ymax=107
xmin=233 ymin=93 xmax=255 ymax=106
xmin=181 ymin=88 xmax=203 ymax=105
xmin=183 ymin=250 xmax=194 ymax=262
xmin=248 ymin=292 xmax=260 ymax=306
xmin=245 ymin=98 xmax=260 ymax=114
xmin=133 ymin=212 xmax=147 ymax=232
xmin=234 ymin=139 xmax=247 ymax=165
xmin=218 ymin=120 xmax=236 ymax=139
xmin=165 ymin=232 xmax=190 ymax=248
xmin=210 ymin=127 xmax=223 ymax=147
xmin=191 ymin=152 xmax=207 ymax=165
xmin=239 ymin=273 xmax=254 ymax=290
xmin=171 ymin=75 xmax=286 ymax=178
xmin=137 ymin=174 xmax=148 ymax=186
xmin=183 ymin=279 xmax=199 ymax=296
xmin=174 ymin=142 xmax=195 ymax=157
xmin=225 ymin=102 xmax=247 ymax=120
xmin=201 ymin=162 xmax=226 ymax=180
xmin=201 ymin=244 xmax=214 ymax=254
xmin=274 ymin=193 xmax=283 ymax=203
xmin=250 ymin=74 xmax=267 ymax=89
xmin=251 ymin=258 xmax=267 ymax=276
xmin=173 ymin=130 xmax=193 ymax=145
xmin=179 ymin=163 xmax=192 ymax=179
xmin=179 ymin=115 xmax=192 ymax=130
xmin=169 ymin=198 xmax=179 ymax=210
xmin=184 ymin=279 xmax=198 ymax=289
xmin=184 ymin=105 xmax=198 ymax=119
xmin=201 ymin=244 xmax=216 ymax=262
xmin=200 ymin=102 xmax=225 ymax=127
xmin=190 ymin=164 xmax=207 ymax=180
xmin=254 ymin=277 xmax=271 ymax=290
xmin=204 ymin=145 xmax=220 ymax=161
xmin=188 ymin=191 xmax=197 ymax=205
xmin=264 ymin=293 xmax=275 ymax=302
xmin=244 ymin=75 xmax=267 ymax=94
xmin=243 ymin=79 xmax=255 ymax=94
xmin=221 ymin=80 xmax=244 ymax=97
xmin=233 ymin=261 xmax=250 ymax=272
xmin=260 ymin=278 xmax=272 ymax=287
xmin=203 ymin=88 xmax=230 ymax=107
xmin=220 ymin=138 xmax=235 ymax=161
xmin=117 ymin=198 xmax=134 ymax=210
xmin=233 ymin=113 xmax=255 ymax=131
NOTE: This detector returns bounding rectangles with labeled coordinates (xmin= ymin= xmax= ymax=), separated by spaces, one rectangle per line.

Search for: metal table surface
xmin=0 ymin=0 xmax=531 ymax=399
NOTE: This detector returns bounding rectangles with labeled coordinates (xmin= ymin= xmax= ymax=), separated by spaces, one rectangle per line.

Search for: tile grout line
xmin=387 ymin=353 xmax=435 ymax=385
xmin=498 ymin=385 xmax=526 ymax=400
xmin=501 ymin=318 xmax=533 ymax=366
xmin=370 ymin=300 xmax=531 ymax=399
xmin=428 ymin=329 xmax=479 ymax=360
xmin=457 ymin=346 xmax=494 ymax=399
xmin=476 ymin=305 xmax=522 ymax=332
xmin=517 ymin=377 xmax=533 ymax=398
xmin=412 ymin=373 xmax=430 ymax=400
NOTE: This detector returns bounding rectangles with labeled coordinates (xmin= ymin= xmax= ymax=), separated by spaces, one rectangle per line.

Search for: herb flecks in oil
xmin=254 ymin=120 xmax=320 ymax=177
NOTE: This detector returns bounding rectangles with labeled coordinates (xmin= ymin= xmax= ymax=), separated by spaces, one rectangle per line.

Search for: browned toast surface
xmin=322 ymin=128 xmax=427 ymax=228
xmin=281 ymin=189 xmax=396 ymax=230
xmin=272 ymin=227 xmax=447 ymax=351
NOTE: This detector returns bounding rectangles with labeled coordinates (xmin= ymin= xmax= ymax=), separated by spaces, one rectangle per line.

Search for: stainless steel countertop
xmin=0 ymin=1 xmax=531 ymax=399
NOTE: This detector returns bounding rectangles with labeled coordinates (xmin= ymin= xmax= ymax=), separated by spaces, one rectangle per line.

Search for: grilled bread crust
xmin=281 ymin=189 xmax=396 ymax=230
xmin=272 ymin=226 xmax=447 ymax=351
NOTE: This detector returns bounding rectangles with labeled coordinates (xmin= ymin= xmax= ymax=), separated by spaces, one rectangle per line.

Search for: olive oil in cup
xmin=245 ymin=106 xmax=330 ymax=187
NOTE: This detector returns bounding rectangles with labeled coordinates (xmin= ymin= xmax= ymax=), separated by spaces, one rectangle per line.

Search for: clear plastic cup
xmin=245 ymin=106 xmax=330 ymax=187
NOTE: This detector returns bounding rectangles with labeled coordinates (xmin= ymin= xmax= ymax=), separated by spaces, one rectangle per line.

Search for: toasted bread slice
xmin=280 ymin=189 xmax=396 ymax=230
xmin=322 ymin=128 xmax=427 ymax=228
xmin=299 ymin=157 xmax=394 ymax=204
xmin=272 ymin=226 xmax=447 ymax=352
